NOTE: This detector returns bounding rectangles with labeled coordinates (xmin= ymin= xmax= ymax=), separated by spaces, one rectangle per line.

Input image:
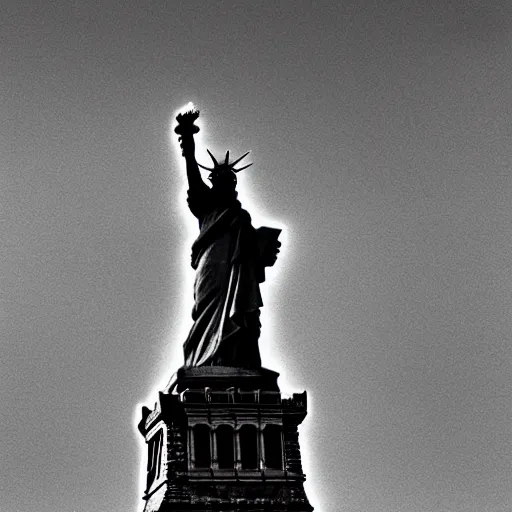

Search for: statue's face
xmin=210 ymin=170 xmax=237 ymax=192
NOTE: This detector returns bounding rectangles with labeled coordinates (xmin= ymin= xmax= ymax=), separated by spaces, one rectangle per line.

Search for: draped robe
xmin=184 ymin=185 xmax=267 ymax=368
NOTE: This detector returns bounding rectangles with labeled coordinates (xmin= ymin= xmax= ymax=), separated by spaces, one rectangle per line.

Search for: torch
xmin=174 ymin=104 xmax=200 ymax=157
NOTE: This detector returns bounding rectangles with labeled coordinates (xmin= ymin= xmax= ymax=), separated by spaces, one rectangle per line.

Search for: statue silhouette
xmin=175 ymin=108 xmax=280 ymax=368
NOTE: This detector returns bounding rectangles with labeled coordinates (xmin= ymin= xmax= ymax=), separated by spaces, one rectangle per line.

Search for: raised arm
xmin=175 ymin=109 xmax=210 ymax=219
xmin=179 ymin=133 xmax=207 ymax=191
xmin=175 ymin=110 xmax=207 ymax=192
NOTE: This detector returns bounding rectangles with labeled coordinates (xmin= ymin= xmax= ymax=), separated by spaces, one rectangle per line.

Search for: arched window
xmin=263 ymin=425 xmax=283 ymax=469
xmin=216 ymin=425 xmax=234 ymax=469
xmin=240 ymin=424 xmax=258 ymax=469
xmin=146 ymin=429 xmax=163 ymax=490
xmin=193 ymin=424 xmax=211 ymax=468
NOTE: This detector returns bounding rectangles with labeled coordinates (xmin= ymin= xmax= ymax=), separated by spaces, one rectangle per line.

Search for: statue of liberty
xmin=175 ymin=107 xmax=281 ymax=369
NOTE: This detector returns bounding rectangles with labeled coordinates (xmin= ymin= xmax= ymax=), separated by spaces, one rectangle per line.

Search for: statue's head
xmin=209 ymin=167 xmax=238 ymax=192
xmin=198 ymin=150 xmax=252 ymax=195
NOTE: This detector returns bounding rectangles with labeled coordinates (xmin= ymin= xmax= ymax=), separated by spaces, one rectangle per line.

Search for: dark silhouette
xmin=175 ymin=108 xmax=281 ymax=369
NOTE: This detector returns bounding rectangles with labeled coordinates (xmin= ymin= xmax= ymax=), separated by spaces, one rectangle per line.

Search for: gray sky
xmin=2 ymin=1 xmax=512 ymax=511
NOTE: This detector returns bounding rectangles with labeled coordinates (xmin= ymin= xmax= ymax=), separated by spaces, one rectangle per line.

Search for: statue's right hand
xmin=178 ymin=134 xmax=195 ymax=158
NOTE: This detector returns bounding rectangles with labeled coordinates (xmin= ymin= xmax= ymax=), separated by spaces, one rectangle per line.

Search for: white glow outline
xmin=134 ymin=102 xmax=317 ymax=511
xmin=133 ymin=402 xmax=147 ymax=512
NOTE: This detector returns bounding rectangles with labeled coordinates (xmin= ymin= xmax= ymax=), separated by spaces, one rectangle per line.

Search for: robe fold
xmin=184 ymin=186 xmax=265 ymax=368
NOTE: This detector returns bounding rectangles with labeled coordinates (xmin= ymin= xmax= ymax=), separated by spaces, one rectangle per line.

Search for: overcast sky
xmin=2 ymin=1 xmax=512 ymax=511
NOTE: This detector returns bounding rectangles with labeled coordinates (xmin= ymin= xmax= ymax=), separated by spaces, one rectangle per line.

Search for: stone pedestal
xmin=138 ymin=366 xmax=313 ymax=511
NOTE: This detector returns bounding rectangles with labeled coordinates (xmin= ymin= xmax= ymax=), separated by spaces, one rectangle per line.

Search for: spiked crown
xmin=198 ymin=150 xmax=253 ymax=180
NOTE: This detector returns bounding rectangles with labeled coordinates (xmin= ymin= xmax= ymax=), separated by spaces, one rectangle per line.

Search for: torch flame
xmin=179 ymin=101 xmax=197 ymax=115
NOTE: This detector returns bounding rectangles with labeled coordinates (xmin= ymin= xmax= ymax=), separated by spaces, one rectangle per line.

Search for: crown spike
xmin=206 ymin=149 xmax=219 ymax=167
xmin=234 ymin=163 xmax=253 ymax=173
xmin=198 ymin=149 xmax=253 ymax=174
xmin=229 ymin=151 xmax=250 ymax=169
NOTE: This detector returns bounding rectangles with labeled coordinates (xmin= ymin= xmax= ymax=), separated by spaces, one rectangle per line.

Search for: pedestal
xmin=138 ymin=366 xmax=313 ymax=511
